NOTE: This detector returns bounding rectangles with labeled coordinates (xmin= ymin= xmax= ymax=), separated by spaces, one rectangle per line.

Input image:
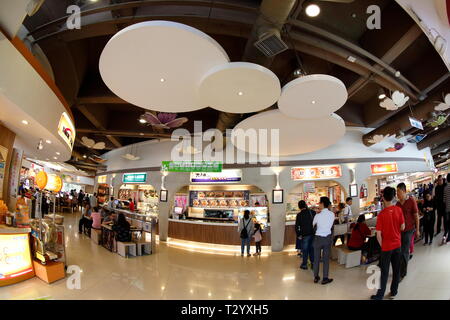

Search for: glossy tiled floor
xmin=1 ymin=213 xmax=449 ymax=300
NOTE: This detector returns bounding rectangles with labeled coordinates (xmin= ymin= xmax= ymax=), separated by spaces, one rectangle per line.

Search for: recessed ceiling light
xmin=139 ymin=118 xmax=147 ymax=124
xmin=22 ymin=120 xmax=29 ymax=125
xmin=139 ymin=133 xmax=144 ymax=136
xmin=311 ymin=100 xmax=316 ymax=104
xmin=53 ymin=156 xmax=58 ymax=160
xmin=45 ymin=140 xmax=51 ymax=144
xmin=347 ymin=56 xmax=357 ymax=63
xmin=305 ymin=4 xmax=320 ymax=17
xmin=434 ymin=127 xmax=438 ymax=131
xmin=238 ymin=91 xmax=243 ymax=96
xmin=56 ymin=152 xmax=60 ymax=155
xmin=160 ymin=78 xmax=165 ymax=82
xmin=83 ymin=155 xmax=87 ymax=158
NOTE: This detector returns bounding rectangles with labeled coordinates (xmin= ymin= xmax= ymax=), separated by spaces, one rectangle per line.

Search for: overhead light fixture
xmin=378 ymin=88 xmax=386 ymax=100
xmin=139 ymin=118 xmax=147 ymax=124
xmin=347 ymin=56 xmax=357 ymax=63
xmin=83 ymin=155 xmax=87 ymax=158
xmin=238 ymin=91 xmax=243 ymax=96
xmin=139 ymin=133 xmax=144 ymax=136
xmin=22 ymin=120 xmax=29 ymax=125
xmin=311 ymin=100 xmax=316 ymax=104
xmin=160 ymin=78 xmax=165 ymax=82
xmin=37 ymin=139 xmax=43 ymax=150
xmin=395 ymin=71 xmax=401 ymax=78
xmin=56 ymin=152 xmax=60 ymax=155
xmin=45 ymin=139 xmax=52 ymax=144
xmin=53 ymin=156 xmax=58 ymax=160
xmin=305 ymin=4 xmax=320 ymax=17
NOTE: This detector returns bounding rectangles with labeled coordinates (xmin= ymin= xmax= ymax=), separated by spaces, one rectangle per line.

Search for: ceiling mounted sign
xmin=57 ymin=112 xmax=75 ymax=150
xmin=190 ymin=169 xmax=242 ymax=183
xmin=99 ymin=21 xmax=229 ymax=112
xmin=291 ymin=165 xmax=342 ymax=181
xmin=371 ymin=162 xmax=398 ymax=175
xmin=198 ymin=62 xmax=281 ymax=113
xmin=232 ymin=110 xmax=346 ymax=156
xmin=122 ymin=173 xmax=147 ymax=184
xmin=278 ymin=74 xmax=347 ymax=119
xmin=161 ymin=161 xmax=222 ymax=173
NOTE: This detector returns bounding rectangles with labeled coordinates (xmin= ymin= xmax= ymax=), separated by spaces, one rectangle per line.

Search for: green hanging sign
xmin=161 ymin=161 xmax=222 ymax=173
xmin=122 ymin=173 xmax=147 ymax=183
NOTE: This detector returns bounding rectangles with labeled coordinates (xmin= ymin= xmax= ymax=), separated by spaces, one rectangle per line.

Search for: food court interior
xmin=0 ymin=0 xmax=450 ymax=300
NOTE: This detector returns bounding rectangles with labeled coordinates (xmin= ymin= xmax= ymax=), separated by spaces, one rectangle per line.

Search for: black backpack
xmin=240 ymin=219 xmax=251 ymax=239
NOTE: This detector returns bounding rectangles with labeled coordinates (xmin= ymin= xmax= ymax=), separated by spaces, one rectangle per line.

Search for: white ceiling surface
xmin=232 ymin=110 xmax=346 ymax=156
xmin=198 ymin=62 xmax=281 ymax=113
xmin=0 ymin=32 xmax=73 ymax=161
xmin=278 ymin=75 xmax=348 ymax=119
xmin=101 ymin=127 xmax=434 ymax=172
xmin=0 ymin=0 xmax=29 ymax=38
xmin=99 ymin=21 xmax=230 ymax=112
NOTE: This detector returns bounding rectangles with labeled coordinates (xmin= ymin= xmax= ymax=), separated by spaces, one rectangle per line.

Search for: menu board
xmin=189 ymin=190 xmax=250 ymax=208
xmin=0 ymin=233 xmax=33 ymax=283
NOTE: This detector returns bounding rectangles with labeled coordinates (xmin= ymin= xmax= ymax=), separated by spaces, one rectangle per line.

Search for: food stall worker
xmin=342 ymin=197 xmax=353 ymax=221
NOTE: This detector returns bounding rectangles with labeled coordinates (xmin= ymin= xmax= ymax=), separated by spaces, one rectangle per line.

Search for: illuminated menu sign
xmin=122 ymin=173 xmax=147 ymax=184
xmin=371 ymin=162 xmax=398 ymax=175
xmin=291 ymin=166 xmax=342 ymax=181
xmin=0 ymin=234 xmax=33 ymax=284
xmin=190 ymin=169 xmax=242 ymax=183
xmin=58 ymin=112 xmax=76 ymax=150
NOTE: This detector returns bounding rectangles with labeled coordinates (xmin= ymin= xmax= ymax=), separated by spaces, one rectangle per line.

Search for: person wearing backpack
xmin=238 ymin=210 xmax=254 ymax=257
xmin=296 ymin=200 xmax=316 ymax=270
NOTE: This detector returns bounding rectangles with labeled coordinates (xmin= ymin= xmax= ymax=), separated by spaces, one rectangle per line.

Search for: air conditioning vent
xmin=254 ymin=32 xmax=288 ymax=57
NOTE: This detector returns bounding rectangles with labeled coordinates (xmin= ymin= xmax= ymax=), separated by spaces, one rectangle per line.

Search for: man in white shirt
xmin=89 ymin=192 xmax=98 ymax=208
xmin=312 ymin=196 xmax=335 ymax=285
xmin=342 ymin=197 xmax=353 ymax=222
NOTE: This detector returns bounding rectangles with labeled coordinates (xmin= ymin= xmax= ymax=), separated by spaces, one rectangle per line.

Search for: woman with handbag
xmin=238 ymin=210 xmax=254 ymax=257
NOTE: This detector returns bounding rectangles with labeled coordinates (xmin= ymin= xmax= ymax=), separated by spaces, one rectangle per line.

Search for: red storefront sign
xmin=291 ymin=165 xmax=342 ymax=181
xmin=371 ymin=162 xmax=398 ymax=175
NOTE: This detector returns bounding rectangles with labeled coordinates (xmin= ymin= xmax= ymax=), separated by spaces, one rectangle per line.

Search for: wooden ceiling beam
xmin=76 ymin=95 xmax=128 ymax=104
xmin=77 ymin=105 xmax=122 ymax=148
xmin=76 ymin=128 xmax=172 ymax=139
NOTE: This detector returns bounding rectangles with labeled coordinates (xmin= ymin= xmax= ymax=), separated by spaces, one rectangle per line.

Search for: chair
xmin=117 ymin=242 xmax=137 ymax=258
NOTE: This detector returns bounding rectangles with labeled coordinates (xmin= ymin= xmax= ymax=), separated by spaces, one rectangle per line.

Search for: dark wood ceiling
xmin=22 ymin=0 xmax=450 ymax=172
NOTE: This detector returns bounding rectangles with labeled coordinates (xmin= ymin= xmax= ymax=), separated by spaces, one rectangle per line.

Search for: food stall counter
xmin=0 ymin=225 xmax=35 ymax=287
xmin=168 ymin=218 xmax=271 ymax=246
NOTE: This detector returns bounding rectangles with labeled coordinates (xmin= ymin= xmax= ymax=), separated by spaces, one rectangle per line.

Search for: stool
xmin=117 ymin=242 xmax=137 ymax=258
xmin=331 ymin=245 xmax=343 ymax=261
xmin=91 ymin=229 xmax=102 ymax=245
xmin=135 ymin=242 xmax=151 ymax=256
xmin=338 ymin=247 xmax=362 ymax=268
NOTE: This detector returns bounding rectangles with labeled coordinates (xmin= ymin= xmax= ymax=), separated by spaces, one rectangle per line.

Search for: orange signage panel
xmin=291 ymin=166 xmax=342 ymax=181
xmin=371 ymin=162 xmax=398 ymax=175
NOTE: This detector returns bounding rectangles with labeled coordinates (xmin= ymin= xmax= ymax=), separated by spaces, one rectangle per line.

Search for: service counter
xmin=168 ymin=218 xmax=271 ymax=246
xmin=0 ymin=225 xmax=35 ymax=287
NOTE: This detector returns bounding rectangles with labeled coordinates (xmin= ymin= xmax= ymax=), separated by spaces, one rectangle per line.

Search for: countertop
xmin=0 ymin=225 xmax=31 ymax=234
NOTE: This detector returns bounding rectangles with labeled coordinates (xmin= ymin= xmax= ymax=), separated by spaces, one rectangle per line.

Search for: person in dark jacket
xmin=434 ymin=175 xmax=446 ymax=235
xmin=295 ymin=200 xmax=316 ymax=270
xmin=112 ymin=213 xmax=131 ymax=242
xmin=422 ymin=192 xmax=435 ymax=245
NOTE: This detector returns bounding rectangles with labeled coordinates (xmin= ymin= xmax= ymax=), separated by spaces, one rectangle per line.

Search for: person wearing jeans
xmin=396 ymin=183 xmax=420 ymax=279
xmin=312 ymin=197 xmax=335 ymax=285
xmin=371 ymin=186 xmax=405 ymax=300
xmin=295 ymin=200 xmax=315 ymax=269
xmin=238 ymin=210 xmax=254 ymax=257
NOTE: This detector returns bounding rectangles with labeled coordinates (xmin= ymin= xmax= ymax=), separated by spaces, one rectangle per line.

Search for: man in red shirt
xmin=371 ymin=187 xmax=405 ymax=300
xmin=396 ymin=183 xmax=420 ymax=279
xmin=128 ymin=198 xmax=135 ymax=212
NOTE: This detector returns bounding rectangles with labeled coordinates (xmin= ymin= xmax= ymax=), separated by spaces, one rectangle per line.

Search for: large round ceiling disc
xmin=198 ymin=62 xmax=281 ymax=113
xmin=278 ymin=74 xmax=348 ymax=119
xmin=232 ymin=110 xmax=346 ymax=156
xmin=99 ymin=21 xmax=229 ymax=112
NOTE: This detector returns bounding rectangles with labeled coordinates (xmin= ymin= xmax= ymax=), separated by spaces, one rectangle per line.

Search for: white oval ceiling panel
xmin=278 ymin=74 xmax=348 ymax=119
xmin=198 ymin=62 xmax=281 ymax=113
xmin=231 ymin=110 xmax=346 ymax=156
xmin=99 ymin=21 xmax=229 ymax=112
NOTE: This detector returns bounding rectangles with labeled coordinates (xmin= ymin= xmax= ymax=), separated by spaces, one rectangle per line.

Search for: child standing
xmin=253 ymin=223 xmax=262 ymax=256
